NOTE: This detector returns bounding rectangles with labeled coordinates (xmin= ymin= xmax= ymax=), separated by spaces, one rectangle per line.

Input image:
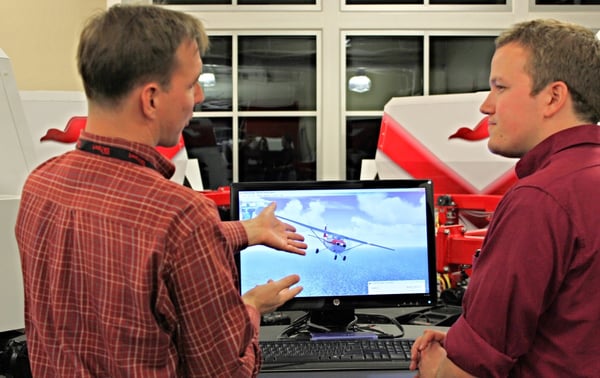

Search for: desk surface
xmin=258 ymin=309 xmax=450 ymax=377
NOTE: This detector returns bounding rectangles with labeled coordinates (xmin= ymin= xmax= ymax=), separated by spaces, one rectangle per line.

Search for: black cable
xmin=354 ymin=312 xmax=405 ymax=339
xmin=278 ymin=312 xmax=312 ymax=339
xmin=277 ymin=311 xmax=405 ymax=340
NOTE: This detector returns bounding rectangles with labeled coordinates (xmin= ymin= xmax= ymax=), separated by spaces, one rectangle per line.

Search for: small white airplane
xmin=278 ymin=215 xmax=394 ymax=261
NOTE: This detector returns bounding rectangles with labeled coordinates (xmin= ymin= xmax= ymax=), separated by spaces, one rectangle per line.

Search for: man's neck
xmin=86 ymin=100 xmax=156 ymax=146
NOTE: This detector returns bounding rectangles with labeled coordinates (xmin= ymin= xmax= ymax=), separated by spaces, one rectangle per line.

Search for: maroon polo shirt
xmin=446 ymin=125 xmax=600 ymax=377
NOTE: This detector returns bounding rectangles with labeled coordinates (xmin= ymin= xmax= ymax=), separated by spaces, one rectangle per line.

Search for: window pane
xmin=238 ymin=0 xmax=316 ymax=3
xmin=154 ymin=0 xmax=231 ymax=4
xmin=345 ymin=0 xmax=422 ymax=4
xmin=239 ymin=117 xmax=316 ymax=181
xmin=183 ymin=117 xmax=233 ymax=189
xmin=238 ymin=36 xmax=316 ymax=111
xmin=429 ymin=36 xmax=495 ymax=95
xmin=346 ymin=117 xmax=381 ymax=180
xmin=195 ymin=36 xmax=232 ymax=112
xmin=346 ymin=36 xmax=423 ymax=111
xmin=536 ymin=0 xmax=600 ymax=4
xmin=430 ymin=0 xmax=505 ymax=3
xmin=345 ymin=0 xmax=506 ymax=3
xmin=155 ymin=0 xmax=318 ymax=3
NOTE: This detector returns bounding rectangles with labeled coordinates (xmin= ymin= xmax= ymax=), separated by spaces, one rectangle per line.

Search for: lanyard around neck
xmin=77 ymin=139 xmax=156 ymax=170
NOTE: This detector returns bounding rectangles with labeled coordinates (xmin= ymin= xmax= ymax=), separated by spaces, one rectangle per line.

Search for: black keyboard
xmin=259 ymin=338 xmax=415 ymax=372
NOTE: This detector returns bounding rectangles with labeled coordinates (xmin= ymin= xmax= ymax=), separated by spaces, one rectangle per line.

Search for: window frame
xmin=150 ymin=0 xmax=321 ymax=12
xmin=529 ymin=0 xmax=600 ymax=12
xmin=111 ymin=0 xmax=600 ymax=181
xmin=192 ymin=30 xmax=321 ymax=182
xmin=340 ymin=0 xmax=511 ymax=12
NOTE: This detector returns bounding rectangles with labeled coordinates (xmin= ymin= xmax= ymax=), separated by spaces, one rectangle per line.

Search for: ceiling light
xmin=348 ymin=68 xmax=371 ymax=94
xmin=199 ymin=72 xmax=216 ymax=88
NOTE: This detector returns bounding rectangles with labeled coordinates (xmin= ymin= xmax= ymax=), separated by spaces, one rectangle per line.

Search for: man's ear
xmin=543 ymin=81 xmax=569 ymax=118
xmin=141 ymin=84 xmax=159 ymax=119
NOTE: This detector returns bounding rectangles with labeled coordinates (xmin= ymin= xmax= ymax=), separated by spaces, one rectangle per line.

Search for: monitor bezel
xmin=230 ymin=179 xmax=438 ymax=312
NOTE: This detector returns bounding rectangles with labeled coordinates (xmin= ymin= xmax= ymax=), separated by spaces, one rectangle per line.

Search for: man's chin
xmin=488 ymin=142 xmax=523 ymax=159
xmin=487 ymin=139 xmax=505 ymax=156
xmin=158 ymin=135 xmax=183 ymax=149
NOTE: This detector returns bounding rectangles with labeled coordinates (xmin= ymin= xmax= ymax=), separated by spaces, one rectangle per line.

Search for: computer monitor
xmin=231 ymin=179 xmax=437 ymax=332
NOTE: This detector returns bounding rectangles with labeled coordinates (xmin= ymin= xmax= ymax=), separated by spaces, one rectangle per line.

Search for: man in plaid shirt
xmin=15 ymin=5 xmax=306 ymax=377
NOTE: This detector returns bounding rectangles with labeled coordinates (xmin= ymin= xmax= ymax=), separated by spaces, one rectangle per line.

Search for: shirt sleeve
xmin=162 ymin=196 xmax=261 ymax=377
xmin=445 ymin=186 xmax=574 ymax=377
xmin=220 ymin=220 xmax=249 ymax=253
xmin=245 ymin=304 xmax=263 ymax=376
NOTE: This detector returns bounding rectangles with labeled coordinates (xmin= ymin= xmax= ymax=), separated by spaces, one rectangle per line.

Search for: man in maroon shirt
xmin=15 ymin=5 xmax=307 ymax=377
xmin=410 ymin=19 xmax=600 ymax=378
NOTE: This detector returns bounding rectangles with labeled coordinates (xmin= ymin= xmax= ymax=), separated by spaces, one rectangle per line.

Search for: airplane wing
xmin=277 ymin=215 xmax=394 ymax=251
xmin=278 ymin=215 xmax=327 ymax=234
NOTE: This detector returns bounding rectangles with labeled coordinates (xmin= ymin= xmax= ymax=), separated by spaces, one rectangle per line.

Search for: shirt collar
xmin=516 ymin=124 xmax=600 ymax=179
xmin=79 ymin=131 xmax=176 ymax=179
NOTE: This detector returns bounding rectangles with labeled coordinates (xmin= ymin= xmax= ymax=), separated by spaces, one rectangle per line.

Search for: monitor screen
xmin=231 ymin=179 xmax=437 ymax=331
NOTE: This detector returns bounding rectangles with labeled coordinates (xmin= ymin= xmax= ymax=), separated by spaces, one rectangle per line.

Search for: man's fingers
xmin=274 ymin=275 xmax=303 ymax=302
xmin=276 ymin=274 xmax=301 ymax=289
xmin=286 ymin=231 xmax=304 ymax=242
xmin=283 ymin=222 xmax=297 ymax=233
xmin=281 ymin=285 xmax=303 ymax=302
xmin=287 ymin=240 xmax=308 ymax=253
xmin=286 ymin=248 xmax=307 ymax=256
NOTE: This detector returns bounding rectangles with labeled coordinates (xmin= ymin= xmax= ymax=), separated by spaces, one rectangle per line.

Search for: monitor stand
xmin=278 ymin=309 xmax=403 ymax=340
xmin=306 ymin=309 xmax=357 ymax=333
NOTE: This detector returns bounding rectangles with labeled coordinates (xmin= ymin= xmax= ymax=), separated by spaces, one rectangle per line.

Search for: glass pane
xmin=238 ymin=117 xmax=316 ymax=181
xmin=155 ymin=0 xmax=318 ymax=3
xmin=430 ymin=0 xmax=505 ymax=3
xmin=345 ymin=0 xmax=506 ymax=2
xmin=346 ymin=117 xmax=381 ymax=180
xmin=195 ymin=36 xmax=232 ymax=112
xmin=346 ymin=36 xmax=423 ymax=111
xmin=238 ymin=0 xmax=316 ymax=3
xmin=154 ymin=0 xmax=231 ymax=4
xmin=536 ymin=0 xmax=600 ymax=3
xmin=238 ymin=36 xmax=317 ymax=111
xmin=429 ymin=36 xmax=495 ymax=95
xmin=183 ymin=117 xmax=233 ymax=189
xmin=345 ymin=0 xmax=422 ymax=4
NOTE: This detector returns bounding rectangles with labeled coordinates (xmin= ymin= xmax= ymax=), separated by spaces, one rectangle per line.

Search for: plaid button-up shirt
xmin=16 ymin=131 xmax=261 ymax=377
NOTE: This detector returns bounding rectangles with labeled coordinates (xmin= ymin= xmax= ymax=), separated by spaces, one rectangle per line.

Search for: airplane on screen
xmin=277 ymin=215 xmax=394 ymax=261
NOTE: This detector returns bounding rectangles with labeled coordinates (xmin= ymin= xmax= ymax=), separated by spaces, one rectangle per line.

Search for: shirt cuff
xmin=446 ymin=316 xmax=515 ymax=377
xmin=245 ymin=304 xmax=261 ymax=335
xmin=221 ymin=221 xmax=249 ymax=252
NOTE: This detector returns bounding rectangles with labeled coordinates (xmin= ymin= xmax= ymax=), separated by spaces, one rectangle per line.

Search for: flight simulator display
xmin=231 ymin=179 xmax=437 ymax=331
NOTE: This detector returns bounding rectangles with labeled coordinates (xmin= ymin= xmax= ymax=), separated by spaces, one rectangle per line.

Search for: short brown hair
xmin=77 ymin=5 xmax=209 ymax=107
xmin=496 ymin=19 xmax=600 ymax=123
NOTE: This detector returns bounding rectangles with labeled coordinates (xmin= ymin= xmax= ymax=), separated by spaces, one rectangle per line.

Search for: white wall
xmin=20 ymin=91 xmax=88 ymax=166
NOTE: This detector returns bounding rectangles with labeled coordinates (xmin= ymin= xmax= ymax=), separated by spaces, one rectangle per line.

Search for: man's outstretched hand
xmin=242 ymin=202 xmax=307 ymax=255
